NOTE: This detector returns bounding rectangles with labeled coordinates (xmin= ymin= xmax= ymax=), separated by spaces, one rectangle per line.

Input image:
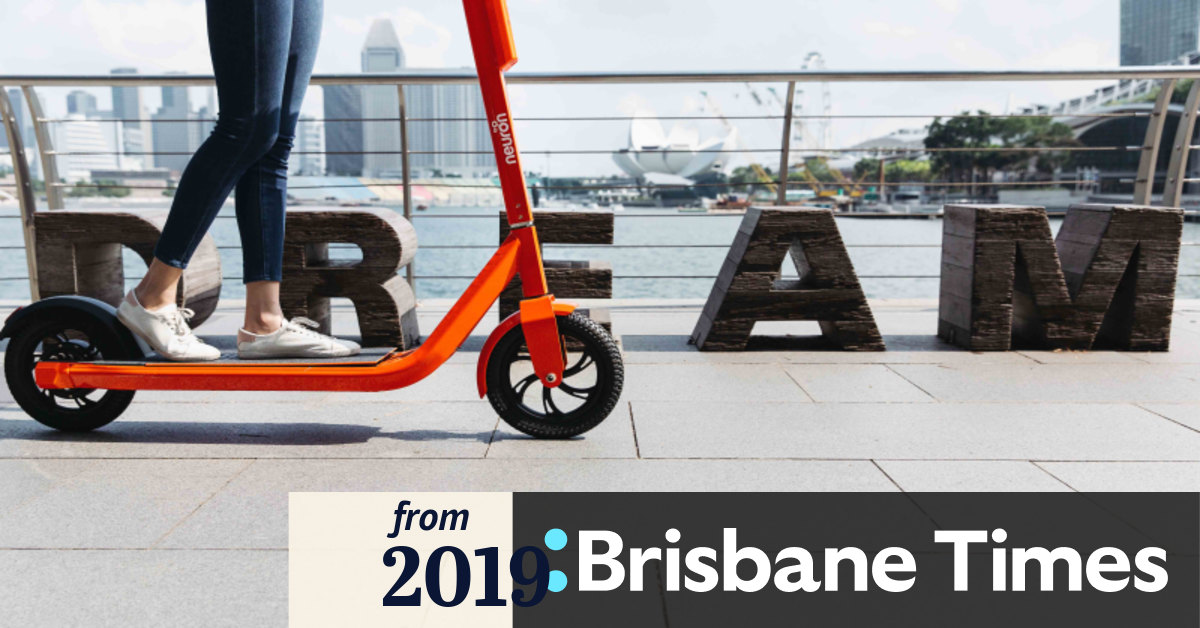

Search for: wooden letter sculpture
xmin=691 ymin=207 xmax=884 ymax=351
xmin=498 ymin=211 xmax=613 ymax=330
xmin=281 ymin=207 xmax=419 ymax=348
xmin=938 ymin=203 xmax=1183 ymax=351
xmin=34 ymin=209 xmax=221 ymax=326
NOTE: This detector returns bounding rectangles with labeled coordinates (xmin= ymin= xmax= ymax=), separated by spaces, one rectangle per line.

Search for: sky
xmin=0 ymin=0 xmax=1121 ymax=176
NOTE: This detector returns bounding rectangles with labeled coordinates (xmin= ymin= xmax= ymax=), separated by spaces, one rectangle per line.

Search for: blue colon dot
xmin=548 ymin=570 xmax=568 ymax=593
xmin=544 ymin=528 xmax=567 ymax=551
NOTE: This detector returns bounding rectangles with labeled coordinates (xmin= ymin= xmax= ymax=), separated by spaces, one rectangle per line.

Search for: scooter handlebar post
xmin=463 ymin=0 xmax=532 ymax=227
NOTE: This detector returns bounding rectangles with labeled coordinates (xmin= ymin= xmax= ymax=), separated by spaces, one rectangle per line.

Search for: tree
xmin=853 ymin=157 xmax=881 ymax=181
xmin=925 ymin=111 xmax=1012 ymax=194
xmin=1006 ymin=116 xmax=1079 ymax=175
xmin=885 ymin=160 xmax=932 ymax=182
xmin=801 ymin=157 xmax=836 ymax=183
xmin=729 ymin=164 xmax=774 ymax=197
xmin=852 ymin=158 xmax=931 ymax=183
xmin=66 ymin=179 xmax=130 ymax=198
xmin=925 ymin=111 xmax=1079 ymax=196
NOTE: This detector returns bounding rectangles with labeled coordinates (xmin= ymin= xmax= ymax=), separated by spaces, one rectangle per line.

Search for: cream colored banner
xmin=289 ymin=492 xmax=513 ymax=628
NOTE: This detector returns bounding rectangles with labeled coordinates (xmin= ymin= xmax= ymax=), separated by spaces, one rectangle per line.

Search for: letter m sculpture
xmin=938 ymin=204 xmax=1183 ymax=351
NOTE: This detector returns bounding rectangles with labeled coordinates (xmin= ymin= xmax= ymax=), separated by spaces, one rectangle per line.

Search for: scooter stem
xmin=463 ymin=0 xmax=565 ymax=385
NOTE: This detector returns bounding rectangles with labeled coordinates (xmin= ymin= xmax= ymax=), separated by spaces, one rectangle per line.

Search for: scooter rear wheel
xmin=485 ymin=312 xmax=623 ymax=439
xmin=5 ymin=316 xmax=135 ymax=431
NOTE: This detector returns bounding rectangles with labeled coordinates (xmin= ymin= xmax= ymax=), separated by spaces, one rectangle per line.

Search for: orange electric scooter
xmin=0 ymin=0 xmax=623 ymax=438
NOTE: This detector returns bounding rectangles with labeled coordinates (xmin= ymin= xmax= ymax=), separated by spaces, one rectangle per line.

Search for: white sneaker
xmin=116 ymin=290 xmax=222 ymax=362
xmin=237 ymin=317 xmax=361 ymax=360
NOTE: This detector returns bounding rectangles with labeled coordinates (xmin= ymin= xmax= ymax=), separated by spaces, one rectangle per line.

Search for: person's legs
xmin=238 ymin=0 xmax=324 ymax=338
xmin=136 ymin=0 xmax=295 ymax=310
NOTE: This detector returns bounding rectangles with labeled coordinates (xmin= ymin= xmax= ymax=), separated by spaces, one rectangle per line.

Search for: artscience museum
xmin=611 ymin=111 xmax=736 ymax=179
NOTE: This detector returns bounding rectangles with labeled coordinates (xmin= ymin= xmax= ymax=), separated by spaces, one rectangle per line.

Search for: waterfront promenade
xmin=2 ymin=297 xmax=1200 ymax=624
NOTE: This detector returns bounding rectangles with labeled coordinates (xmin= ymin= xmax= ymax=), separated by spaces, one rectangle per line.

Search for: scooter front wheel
xmin=4 ymin=316 xmax=136 ymax=431
xmin=485 ymin=312 xmax=623 ymax=439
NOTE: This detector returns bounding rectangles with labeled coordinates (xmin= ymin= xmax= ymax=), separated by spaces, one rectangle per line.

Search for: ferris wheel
xmin=795 ymin=52 xmax=833 ymax=156
xmin=743 ymin=52 xmax=832 ymax=166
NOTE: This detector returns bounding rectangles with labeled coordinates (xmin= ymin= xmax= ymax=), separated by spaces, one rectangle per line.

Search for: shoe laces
xmin=160 ymin=307 xmax=195 ymax=335
xmin=283 ymin=317 xmax=325 ymax=339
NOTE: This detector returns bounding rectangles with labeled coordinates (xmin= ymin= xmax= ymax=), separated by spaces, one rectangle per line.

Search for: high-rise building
xmin=407 ymin=80 xmax=492 ymax=176
xmin=1120 ymin=0 xmax=1200 ymax=66
xmin=323 ymin=84 xmax=364 ymax=176
xmin=152 ymin=77 xmax=194 ymax=172
xmin=66 ymin=90 xmax=99 ymax=117
xmin=111 ymin=68 xmax=153 ymax=164
xmin=356 ymin=18 xmax=492 ymax=178
xmin=110 ymin=68 xmax=141 ymax=120
xmin=53 ymin=114 xmax=121 ymax=181
xmin=361 ymin=19 xmax=406 ymax=177
xmin=291 ymin=115 xmax=326 ymax=176
xmin=193 ymin=87 xmax=217 ymax=148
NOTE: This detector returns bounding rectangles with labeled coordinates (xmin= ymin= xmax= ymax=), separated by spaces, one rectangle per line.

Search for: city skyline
xmin=2 ymin=0 xmax=1176 ymax=177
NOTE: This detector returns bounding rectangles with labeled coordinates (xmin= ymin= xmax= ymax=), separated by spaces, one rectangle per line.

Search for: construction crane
xmin=747 ymin=83 xmax=805 ymax=164
xmin=826 ymin=164 xmax=865 ymax=197
xmin=744 ymin=81 xmax=863 ymax=198
xmin=700 ymin=90 xmax=776 ymax=197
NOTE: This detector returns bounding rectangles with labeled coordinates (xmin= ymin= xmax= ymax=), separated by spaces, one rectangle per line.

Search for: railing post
xmin=21 ymin=87 xmax=64 ymax=209
xmin=0 ymin=86 xmax=39 ymax=299
xmin=1163 ymin=80 xmax=1200 ymax=207
xmin=397 ymin=84 xmax=415 ymax=290
xmin=776 ymin=80 xmax=796 ymax=206
xmin=1133 ymin=78 xmax=1176 ymax=205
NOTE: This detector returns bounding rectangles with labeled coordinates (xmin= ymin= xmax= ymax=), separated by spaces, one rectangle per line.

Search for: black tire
xmin=4 ymin=316 xmax=135 ymax=431
xmin=486 ymin=312 xmax=623 ymax=439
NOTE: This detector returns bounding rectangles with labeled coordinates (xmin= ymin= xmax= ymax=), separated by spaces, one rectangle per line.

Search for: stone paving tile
xmin=1127 ymin=326 xmax=1200 ymax=364
xmin=0 ymin=549 xmax=284 ymax=628
xmin=487 ymin=402 xmax=637 ymax=459
xmin=1015 ymin=349 xmax=1145 ymax=365
xmin=0 ymin=459 xmax=249 ymax=548
xmin=617 ymin=333 xmax=1038 ymax=365
xmin=0 ymin=458 xmax=92 ymax=518
xmin=618 ymin=337 xmax=801 ymax=365
xmin=783 ymin=337 xmax=1038 ymax=365
xmin=783 ymin=364 xmax=934 ymax=402
xmin=158 ymin=459 xmax=896 ymax=549
xmin=1037 ymin=462 xmax=1200 ymax=492
xmin=890 ymin=363 xmax=1200 ymax=403
xmin=1138 ymin=403 xmax=1200 ymax=432
xmin=630 ymin=401 xmax=1200 ymax=461
xmin=875 ymin=460 xmax=1071 ymax=492
xmin=622 ymin=363 xmax=810 ymax=402
xmin=0 ymin=401 xmax=497 ymax=459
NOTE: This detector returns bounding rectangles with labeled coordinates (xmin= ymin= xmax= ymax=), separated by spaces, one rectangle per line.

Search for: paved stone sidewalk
xmin=1 ymin=299 xmax=1198 ymax=626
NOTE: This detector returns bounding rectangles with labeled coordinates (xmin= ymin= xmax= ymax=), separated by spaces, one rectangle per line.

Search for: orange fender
xmin=477 ymin=302 xmax=577 ymax=397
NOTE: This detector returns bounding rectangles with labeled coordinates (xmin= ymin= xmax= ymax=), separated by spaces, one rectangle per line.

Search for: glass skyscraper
xmin=354 ymin=18 xmax=492 ymax=178
xmin=1120 ymin=0 xmax=1200 ymax=66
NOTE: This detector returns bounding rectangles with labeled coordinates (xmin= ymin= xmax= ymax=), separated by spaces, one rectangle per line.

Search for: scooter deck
xmin=94 ymin=342 xmax=398 ymax=368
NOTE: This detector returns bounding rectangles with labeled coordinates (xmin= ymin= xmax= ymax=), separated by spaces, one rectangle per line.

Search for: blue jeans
xmin=154 ymin=0 xmax=322 ymax=283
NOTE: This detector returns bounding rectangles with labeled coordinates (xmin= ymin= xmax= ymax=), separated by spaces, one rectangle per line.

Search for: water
xmin=1 ymin=205 xmax=1197 ymax=302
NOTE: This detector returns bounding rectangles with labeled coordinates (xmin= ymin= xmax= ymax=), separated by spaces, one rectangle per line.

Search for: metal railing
xmin=4 ymin=67 xmax=1200 ymax=301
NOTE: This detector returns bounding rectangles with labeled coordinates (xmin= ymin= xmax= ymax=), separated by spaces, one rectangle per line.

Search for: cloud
xmin=331 ymin=8 xmax=454 ymax=68
xmin=932 ymin=0 xmax=962 ymax=13
xmin=862 ymin=21 xmax=918 ymax=38
xmin=76 ymin=0 xmax=211 ymax=72
xmin=23 ymin=0 xmax=60 ymax=22
xmin=616 ymin=93 xmax=653 ymax=117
